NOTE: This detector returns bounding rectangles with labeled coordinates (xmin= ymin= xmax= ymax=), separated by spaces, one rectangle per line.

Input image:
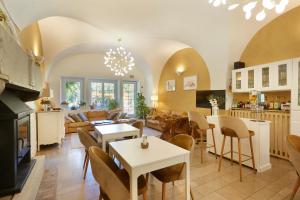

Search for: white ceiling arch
xmin=3 ymin=0 xmax=300 ymax=90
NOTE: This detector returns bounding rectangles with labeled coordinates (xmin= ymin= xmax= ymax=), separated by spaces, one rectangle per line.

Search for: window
xmin=61 ymin=77 xmax=84 ymax=108
xmin=89 ymin=79 xmax=117 ymax=109
xmin=122 ymin=81 xmax=137 ymax=115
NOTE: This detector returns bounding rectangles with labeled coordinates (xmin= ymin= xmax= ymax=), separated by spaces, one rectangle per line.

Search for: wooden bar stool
xmin=287 ymin=135 xmax=300 ymax=200
xmin=188 ymin=111 xmax=217 ymax=163
xmin=218 ymin=116 xmax=256 ymax=182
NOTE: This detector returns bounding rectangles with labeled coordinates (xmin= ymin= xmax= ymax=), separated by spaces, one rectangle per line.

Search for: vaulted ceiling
xmin=3 ymin=0 xmax=300 ymax=90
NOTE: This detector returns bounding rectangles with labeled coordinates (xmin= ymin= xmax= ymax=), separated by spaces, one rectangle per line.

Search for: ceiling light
xmin=104 ymin=39 xmax=135 ymax=77
xmin=208 ymin=0 xmax=289 ymax=21
xmin=228 ymin=4 xmax=239 ymax=10
xmin=256 ymin=9 xmax=266 ymax=21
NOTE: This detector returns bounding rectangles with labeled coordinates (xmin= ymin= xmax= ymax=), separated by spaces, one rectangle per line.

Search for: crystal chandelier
xmin=208 ymin=0 xmax=289 ymax=21
xmin=104 ymin=45 xmax=135 ymax=76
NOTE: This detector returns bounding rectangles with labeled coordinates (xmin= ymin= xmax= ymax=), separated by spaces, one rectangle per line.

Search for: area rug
xmin=35 ymin=167 xmax=58 ymax=200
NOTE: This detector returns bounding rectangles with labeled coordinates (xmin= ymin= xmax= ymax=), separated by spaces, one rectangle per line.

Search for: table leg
xmin=130 ymin=170 xmax=138 ymax=200
xmin=185 ymin=157 xmax=191 ymax=200
xmin=102 ymin=139 xmax=106 ymax=152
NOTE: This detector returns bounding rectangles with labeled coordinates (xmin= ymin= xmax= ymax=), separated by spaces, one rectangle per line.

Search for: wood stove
xmin=0 ymin=89 xmax=36 ymax=197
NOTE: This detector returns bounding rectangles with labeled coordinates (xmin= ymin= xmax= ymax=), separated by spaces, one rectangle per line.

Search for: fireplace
xmin=0 ymin=89 xmax=37 ymax=197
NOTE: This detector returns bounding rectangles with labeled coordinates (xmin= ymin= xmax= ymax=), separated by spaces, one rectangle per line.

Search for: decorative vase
xmin=212 ymin=106 xmax=219 ymax=116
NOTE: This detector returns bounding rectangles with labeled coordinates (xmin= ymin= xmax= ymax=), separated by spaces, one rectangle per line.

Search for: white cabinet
xmin=232 ymin=69 xmax=247 ymax=92
xmin=232 ymin=59 xmax=293 ymax=93
xmin=37 ymin=111 xmax=65 ymax=150
xmin=291 ymin=58 xmax=300 ymax=135
xmin=257 ymin=64 xmax=275 ymax=91
xmin=272 ymin=59 xmax=292 ymax=90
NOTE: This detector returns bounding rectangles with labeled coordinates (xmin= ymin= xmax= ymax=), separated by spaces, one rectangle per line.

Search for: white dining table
xmin=94 ymin=123 xmax=140 ymax=151
xmin=109 ymin=136 xmax=191 ymax=200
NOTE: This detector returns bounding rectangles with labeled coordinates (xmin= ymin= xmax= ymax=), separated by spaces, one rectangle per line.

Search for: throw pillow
xmin=65 ymin=116 xmax=75 ymax=123
xmin=107 ymin=112 xmax=119 ymax=120
xmin=69 ymin=113 xmax=82 ymax=122
xmin=119 ymin=112 xmax=127 ymax=119
xmin=78 ymin=112 xmax=88 ymax=121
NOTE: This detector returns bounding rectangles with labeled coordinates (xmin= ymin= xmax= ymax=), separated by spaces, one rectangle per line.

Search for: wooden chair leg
xmin=249 ymin=136 xmax=256 ymax=172
xmin=172 ymin=181 xmax=174 ymax=186
xmin=99 ymin=186 xmax=102 ymax=200
xmin=218 ymin=135 xmax=226 ymax=172
xmin=238 ymin=138 xmax=242 ymax=182
xmin=146 ymin=173 xmax=149 ymax=183
xmin=83 ymin=154 xmax=89 ymax=180
xmin=143 ymin=191 xmax=148 ymax=200
xmin=83 ymin=150 xmax=88 ymax=169
xmin=190 ymin=187 xmax=194 ymax=200
xmin=200 ymin=130 xmax=204 ymax=163
xmin=291 ymin=176 xmax=300 ymax=200
xmin=211 ymin=128 xmax=217 ymax=159
xmin=162 ymin=182 xmax=166 ymax=200
xmin=230 ymin=137 xmax=233 ymax=166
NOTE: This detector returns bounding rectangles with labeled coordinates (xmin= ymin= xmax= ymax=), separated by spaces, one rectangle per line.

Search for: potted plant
xmin=135 ymin=93 xmax=150 ymax=119
xmin=108 ymin=98 xmax=118 ymax=110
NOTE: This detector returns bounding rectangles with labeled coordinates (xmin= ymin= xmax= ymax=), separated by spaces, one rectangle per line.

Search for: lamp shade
xmin=151 ymin=95 xmax=158 ymax=101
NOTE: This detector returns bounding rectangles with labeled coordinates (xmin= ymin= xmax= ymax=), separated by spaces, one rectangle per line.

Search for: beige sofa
xmin=65 ymin=110 xmax=111 ymax=134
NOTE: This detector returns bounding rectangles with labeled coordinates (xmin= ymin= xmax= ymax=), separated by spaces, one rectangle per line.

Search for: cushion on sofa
xmin=86 ymin=110 xmax=109 ymax=121
xmin=68 ymin=121 xmax=90 ymax=128
xmin=69 ymin=113 xmax=83 ymax=122
xmin=78 ymin=112 xmax=89 ymax=121
xmin=65 ymin=116 xmax=75 ymax=123
xmin=107 ymin=112 xmax=119 ymax=120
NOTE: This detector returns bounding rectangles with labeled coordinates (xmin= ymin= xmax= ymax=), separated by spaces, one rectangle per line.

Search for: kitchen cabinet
xmin=273 ymin=59 xmax=292 ymax=90
xmin=37 ymin=111 xmax=65 ymax=151
xmin=257 ymin=64 xmax=275 ymax=91
xmin=291 ymin=57 xmax=300 ymax=135
xmin=232 ymin=59 xmax=292 ymax=93
xmin=232 ymin=69 xmax=247 ymax=92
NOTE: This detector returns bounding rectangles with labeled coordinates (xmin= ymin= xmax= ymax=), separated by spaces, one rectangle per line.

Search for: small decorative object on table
xmin=141 ymin=136 xmax=149 ymax=149
xmin=208 ymin=97 xmax=219 ymax=116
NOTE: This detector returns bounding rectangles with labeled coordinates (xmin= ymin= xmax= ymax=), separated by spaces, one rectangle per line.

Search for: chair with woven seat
xmin=188 ymin=111 xmax=217 ymax=163
xmin=77 ymin=128 xmax=100 ymax=179
xmin=89 ymin=146 xmax=148 ymax=200
xmin=218 ymin=116 xmax=256 ymax=182
xmin=151 ymin=134 xmax=194 ymax=200
xmin=287 ymin=135 xmax=300 ymax=200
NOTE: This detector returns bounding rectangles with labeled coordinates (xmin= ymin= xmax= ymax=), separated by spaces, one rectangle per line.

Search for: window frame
xmin=61 ymin=77 xmax=85 ymax=105
xmin=87 ymin=78 xmax=118 ymax=109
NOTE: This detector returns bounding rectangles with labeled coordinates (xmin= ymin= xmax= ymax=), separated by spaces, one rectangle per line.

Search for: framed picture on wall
xmin=184 ymin=75 xmax=197 ymax=90
xmin=166 ymin=80 xmax=176 ymax=91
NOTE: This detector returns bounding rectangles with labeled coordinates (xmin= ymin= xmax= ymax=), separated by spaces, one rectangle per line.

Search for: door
xmin=122 ymin=81 xmax=137 ymax=116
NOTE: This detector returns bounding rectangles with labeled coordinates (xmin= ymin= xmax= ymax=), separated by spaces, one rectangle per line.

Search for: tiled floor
xmin=36 ymin=128 xmax=300 ymax=200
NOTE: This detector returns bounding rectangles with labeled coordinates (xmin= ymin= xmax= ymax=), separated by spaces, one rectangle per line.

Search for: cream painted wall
xmin=48 ymin=53 xmax=147 ymax=107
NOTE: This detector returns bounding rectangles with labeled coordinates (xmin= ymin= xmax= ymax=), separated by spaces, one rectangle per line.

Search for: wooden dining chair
xmin=151 ymin=134 xmax=194 ymax=200
xmin=188 ymin=111 xmax=217 ymax=163
xmin=131 ymin=120 xmax=144 ymax=137
xmin=287 ymin=135 xmax=300 ymax=200
xmin=77 ymin=128 xmax=100 ymax=179
xmin=218 ymin=116 xmax=256 ymax=182
xmin=88 ymin=146 xmax=148 ymax=200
